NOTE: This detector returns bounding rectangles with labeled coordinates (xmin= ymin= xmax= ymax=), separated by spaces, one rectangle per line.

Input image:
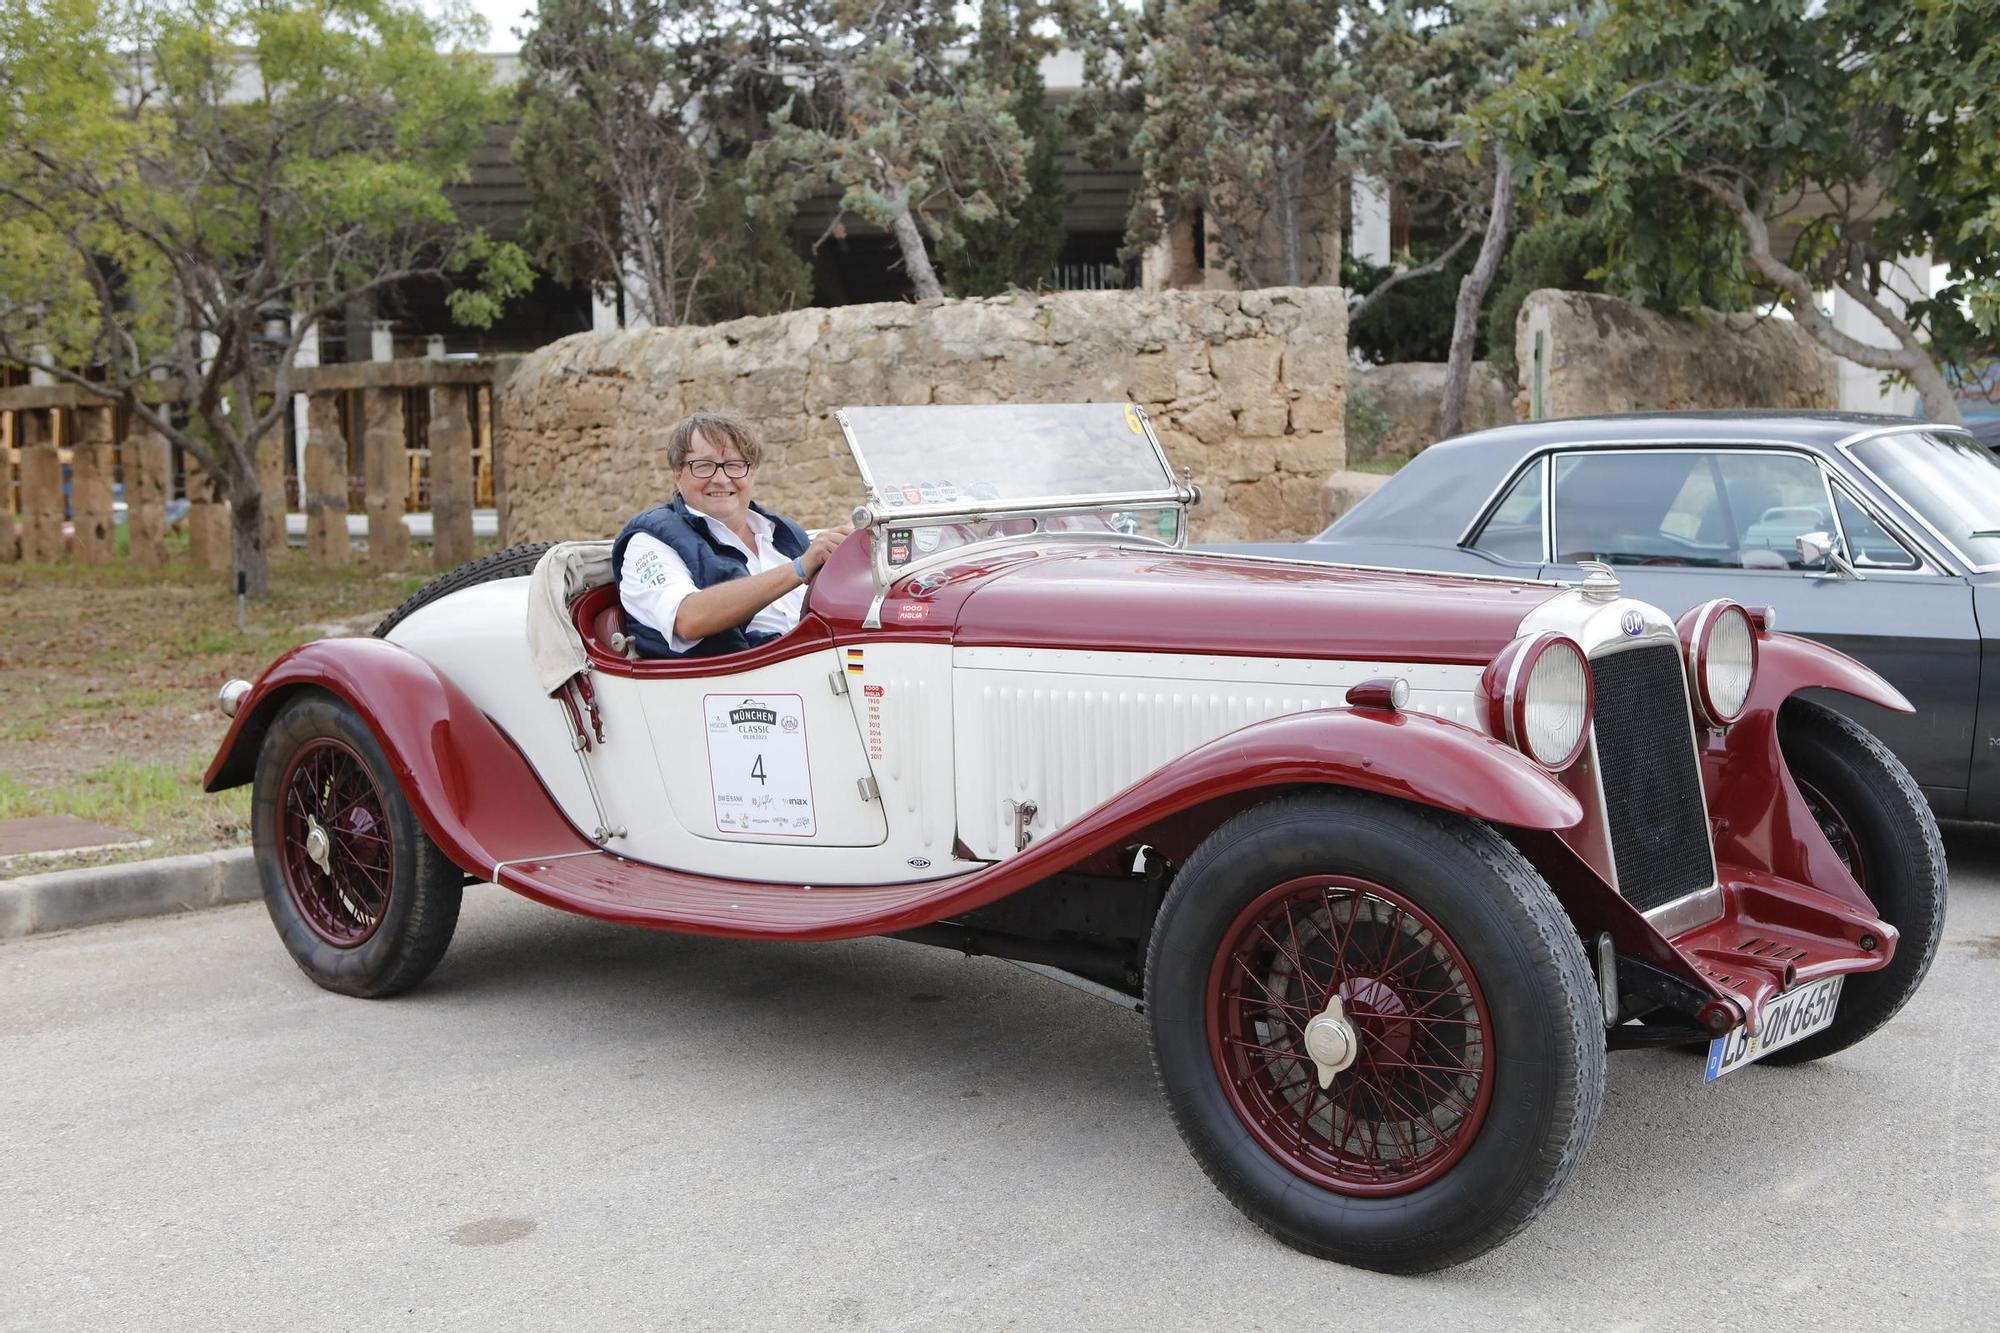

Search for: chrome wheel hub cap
xmin=304 ymin=817 xmax=332 ymax=876
xmin=1303 ymin=994 xmax=1360 ymax=1089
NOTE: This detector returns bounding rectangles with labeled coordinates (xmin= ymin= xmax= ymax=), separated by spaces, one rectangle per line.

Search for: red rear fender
xmin=203 ymin=638 xmax=592 ymax=877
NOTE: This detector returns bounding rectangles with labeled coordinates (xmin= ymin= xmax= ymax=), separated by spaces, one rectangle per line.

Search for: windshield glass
xmin=1849 ymin=430 xmax=2000 ymax=567
xmin=837 ymin=403 xmax=1178 ymax=511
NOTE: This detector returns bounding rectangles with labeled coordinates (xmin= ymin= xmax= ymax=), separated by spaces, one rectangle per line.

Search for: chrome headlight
xmin=1681 ymin=599 xmax=1757 ymax=726
xmin=1484 ymin=633 xmax=1593 ymax=771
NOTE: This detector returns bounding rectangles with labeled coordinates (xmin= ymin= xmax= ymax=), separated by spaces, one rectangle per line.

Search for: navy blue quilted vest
xmin=611 ymin=497 xmax=810 ymax=659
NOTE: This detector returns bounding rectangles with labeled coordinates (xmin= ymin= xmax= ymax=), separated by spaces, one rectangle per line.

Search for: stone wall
xmin=497 ymin=287 xmax=1347 ymax=544
xmin=1346 ymin=361 xmax=1516 ymax=463
xmin=1516 ymin=290 xmax=1839 ymax=418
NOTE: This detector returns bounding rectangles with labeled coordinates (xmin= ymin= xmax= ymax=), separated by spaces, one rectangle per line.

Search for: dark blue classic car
xmin=1226 ymin=412 xmax=2000 ymax=821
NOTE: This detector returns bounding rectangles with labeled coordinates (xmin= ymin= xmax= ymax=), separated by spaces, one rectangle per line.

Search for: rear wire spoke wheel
xmin=1148 ymin=791 xmax=1604 ymax=1273
xmin=252 ymin=690 xmax=464 ymax=998
xmin=278 ymin=738 xmax=394 ymax=947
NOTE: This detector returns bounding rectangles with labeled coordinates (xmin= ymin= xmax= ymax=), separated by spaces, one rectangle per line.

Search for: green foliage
xmin=0 ymin=0 xmax=528 ymax=592
xmin=512 ymin=0 xmax=811 ymax=324
xmin=1343 ymin=388 xmax=1397 ymax=461
xmin=755 ymin=2 xmax=1032 ymax=300
xmin=1491 ymin=0 xmax=2000 ymax=410
xmin=1346 ymin=246 xmax=1477 ymax=363
xmin=1074 ymin=2 xmax=1561 ymax=290
xmin=1484 ymin=216 xmax=1604 ymax=378
xmin=936 ymin=1 xmax=1069 ymax=297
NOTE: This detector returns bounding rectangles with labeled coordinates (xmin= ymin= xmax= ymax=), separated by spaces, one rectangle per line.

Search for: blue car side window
xmin=1831 ymin=483 xmax=1919 ymax=569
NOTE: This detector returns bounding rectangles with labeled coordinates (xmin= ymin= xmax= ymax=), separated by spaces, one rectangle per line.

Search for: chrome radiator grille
xmin=1587 ymin=644 xmax=1715 ymax=913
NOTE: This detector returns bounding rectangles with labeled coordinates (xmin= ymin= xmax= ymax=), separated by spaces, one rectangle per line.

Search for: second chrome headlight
xmin=1680 ymin=599 xmax=1757 ymax=725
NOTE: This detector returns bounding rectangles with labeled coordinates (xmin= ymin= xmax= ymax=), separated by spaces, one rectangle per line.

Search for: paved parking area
xmin=5 ymin=829 xmax=1997 ymax=1330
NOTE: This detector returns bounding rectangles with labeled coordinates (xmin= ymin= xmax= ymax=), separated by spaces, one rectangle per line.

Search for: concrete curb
xmin=0 ymin=848 xmax=260 ymax=940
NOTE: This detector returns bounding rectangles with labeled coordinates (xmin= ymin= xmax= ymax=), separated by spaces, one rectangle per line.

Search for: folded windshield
xmin=836 ymin=403 xmax=1180 ymax=512
xmin=1849 ymin=430 xmax=2000 ymax=568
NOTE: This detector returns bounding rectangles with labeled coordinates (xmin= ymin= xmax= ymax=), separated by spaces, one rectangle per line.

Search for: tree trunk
xmin=889 ymin=204 xmax=944 ymax=301
xmin=1905 ymin=354 xmax=1965 ymax=425
xmin=230 ymin=482 xmax=271 ymax=597
xmin=1276 ymin=161 xmax=1303 ymax=288
xmin=1439 ymin=147 xmax=1514 ymax=442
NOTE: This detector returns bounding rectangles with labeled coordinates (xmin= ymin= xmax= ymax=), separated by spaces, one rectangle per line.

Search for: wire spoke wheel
xmin=1796 ymin=775 xmax=1867 ymax=892
xmin=1206 ymin=875 xmax=1494 ymax=1196
xmin=277 ymin=737 xmax=394 ymax=948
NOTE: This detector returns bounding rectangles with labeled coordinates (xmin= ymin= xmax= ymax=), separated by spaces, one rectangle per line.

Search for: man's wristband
xmin=792 ymin=556 xmax=807 ymax=582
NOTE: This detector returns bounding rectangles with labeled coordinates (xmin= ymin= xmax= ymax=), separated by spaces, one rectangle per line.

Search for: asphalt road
xmin=5 ymin=832 xmax=1998 ymax=1331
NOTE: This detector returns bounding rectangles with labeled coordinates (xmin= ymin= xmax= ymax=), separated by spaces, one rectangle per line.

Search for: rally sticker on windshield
xmin=703 ymin=694 xmax=815 ymax=837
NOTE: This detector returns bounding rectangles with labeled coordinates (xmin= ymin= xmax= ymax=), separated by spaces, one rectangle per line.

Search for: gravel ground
xmin=3 ymin=828 xmax=1996 ymax=1331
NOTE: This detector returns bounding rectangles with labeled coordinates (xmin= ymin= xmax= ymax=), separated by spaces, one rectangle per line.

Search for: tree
xmin=1494 ymin=0 xmax=2000 ymax=423
xmin=751 ymin=1 xmax=1032 ymax=301
xmin=513 ymin=0 xmax=810 ymax=325
xmin=0 ymin=0 xmax=528 ymax=593
xmin=935 ymin=0 xmax=1070 ymax=297
xmin=1116 ymin=0 xmax=1354 ymax=289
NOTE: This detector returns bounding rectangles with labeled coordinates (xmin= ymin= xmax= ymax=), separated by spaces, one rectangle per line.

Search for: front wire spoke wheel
xmin=1207 ymin=877 xmax=1493 ymax=1196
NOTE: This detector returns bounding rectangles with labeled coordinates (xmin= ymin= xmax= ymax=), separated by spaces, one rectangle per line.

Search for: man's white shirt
xmin=618 ymin=504 xmax=804 ymax=654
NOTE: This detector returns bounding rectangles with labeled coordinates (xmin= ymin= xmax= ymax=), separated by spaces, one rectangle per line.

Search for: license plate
xmin=1704 ymin=975 xmax=1844 ymax=1081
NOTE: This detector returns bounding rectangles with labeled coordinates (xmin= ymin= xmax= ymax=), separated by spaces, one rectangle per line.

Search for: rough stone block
xmin=304 ymin=393 xmax=350 ymax=566
xmin=1210 ymin=337 xmax=1285 ymax=411
xmin=364 ymin=388 xmax=411 ymax=570
xmin=124 ymin=422 xmax=170 ymax=568
xmin=1320 ymin=469 xmax=1391 ymax=526
xmin=187 ymin=495 xmax=232 ymax=571
xmin=428 ymin=384 xmax=475 ymax=570
xmin=19 ymin=410 xmax=64 ymax=563
xmin=69 ymin=408 xmax=117 ymax=564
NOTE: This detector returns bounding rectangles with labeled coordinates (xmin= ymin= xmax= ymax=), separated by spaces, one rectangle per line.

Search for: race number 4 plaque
xmin=702 ymin=693 xmax=816 ymax=837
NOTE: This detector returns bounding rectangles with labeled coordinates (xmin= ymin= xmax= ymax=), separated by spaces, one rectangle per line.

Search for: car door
xmin=1536 ymin=446 xmax=1977 ymax=812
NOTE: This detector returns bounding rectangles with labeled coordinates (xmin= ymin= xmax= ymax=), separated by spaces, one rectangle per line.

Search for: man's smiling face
xmin=678 ymin=428 xmax=754 ymax=530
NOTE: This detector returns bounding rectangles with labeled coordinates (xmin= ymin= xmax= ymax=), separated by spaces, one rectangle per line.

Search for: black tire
xmin=371 ymin=542 xmax=555 ymax=638
xmin=1146 ymin=790 xmax=1605 ymax=1273
xmin=252 ymin=691 xmax=463 ymax=998
xmin=1763 ymin=698 xmax=1947 ymax=1064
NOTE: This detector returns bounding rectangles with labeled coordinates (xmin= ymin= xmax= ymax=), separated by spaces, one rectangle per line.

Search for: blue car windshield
xmin=1850 ymin=430 xmax=2000 ymax=568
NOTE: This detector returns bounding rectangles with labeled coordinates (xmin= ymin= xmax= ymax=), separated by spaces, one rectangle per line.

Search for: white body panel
xmin=949 ymin=647 xmax=1483 ymax=859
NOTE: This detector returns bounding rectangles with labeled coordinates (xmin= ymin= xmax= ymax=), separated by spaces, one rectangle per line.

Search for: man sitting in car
xmin=613 ymin=412 xmax=851 ymax=658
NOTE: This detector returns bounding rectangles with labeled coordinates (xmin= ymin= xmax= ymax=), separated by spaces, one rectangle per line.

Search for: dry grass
xmin=0 ymin=550 xmax=439 ymax=878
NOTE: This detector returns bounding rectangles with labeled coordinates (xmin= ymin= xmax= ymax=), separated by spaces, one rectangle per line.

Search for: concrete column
xmin=256 ymin=431 xmax=286 ymax=555
xmin=69 ymin=406 xmax=117 ymax=564
xmin=428 ymin=383 xmax=474 ymax=570
xmin=124 ymin=420 xmax=170 ymax=569
xmin=363 ymin=388 xmax=410 ymax=570
xmin=19 ymin=408 xmax=64 ymax=564
xmin=303 ymin=392 xmax=350 ymax=566
xmin=1351 ymin=173 xmax=1392 ymax=268
xmin=187 ymin=491 xmax=232 ymax=572
xmin=1831 ymin=255 xmax=1932 ymax=415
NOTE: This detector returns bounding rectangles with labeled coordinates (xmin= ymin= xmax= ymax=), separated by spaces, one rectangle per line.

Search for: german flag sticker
xmin=845 ymin=647 xmax=865 ymax=676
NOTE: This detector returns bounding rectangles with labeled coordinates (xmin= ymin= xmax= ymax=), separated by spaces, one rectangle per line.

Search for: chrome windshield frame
xmin=833 ymin=404 xmax=1201 ymax=626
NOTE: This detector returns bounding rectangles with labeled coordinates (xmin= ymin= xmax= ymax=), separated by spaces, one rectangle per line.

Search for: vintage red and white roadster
xmin=205 ymin=404 xmax=1945 ymax=1272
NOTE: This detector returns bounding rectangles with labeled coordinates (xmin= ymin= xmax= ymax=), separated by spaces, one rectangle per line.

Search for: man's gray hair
xmin=666 ymin=411 xmax=764 ymax=471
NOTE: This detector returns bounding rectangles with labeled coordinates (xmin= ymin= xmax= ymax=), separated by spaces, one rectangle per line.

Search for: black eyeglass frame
xmin=681 ymin=458 xmax=753 ymax=479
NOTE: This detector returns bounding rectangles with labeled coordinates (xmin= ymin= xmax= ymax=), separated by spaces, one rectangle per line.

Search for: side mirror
xmin=1796 ymin=531 xmax=1863 ymax=581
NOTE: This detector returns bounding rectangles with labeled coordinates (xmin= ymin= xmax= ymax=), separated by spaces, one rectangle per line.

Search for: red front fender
xmin=1702 ymin=630 xmax=1913 ymax=912
xmin=204 ymin=637 xmax=593 ymax=878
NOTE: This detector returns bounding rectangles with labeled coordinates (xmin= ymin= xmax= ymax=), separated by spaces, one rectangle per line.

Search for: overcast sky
xmin=434 ymin=0 xmax=536 ymax=51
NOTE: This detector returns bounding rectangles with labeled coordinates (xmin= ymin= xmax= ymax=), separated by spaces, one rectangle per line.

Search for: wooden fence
xmin=0 ymin=356 xmax=514 ymax=572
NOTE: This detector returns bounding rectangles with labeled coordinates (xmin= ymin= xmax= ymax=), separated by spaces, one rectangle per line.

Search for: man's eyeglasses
xmin=682 ymin=458 xmax=752 ymax=479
